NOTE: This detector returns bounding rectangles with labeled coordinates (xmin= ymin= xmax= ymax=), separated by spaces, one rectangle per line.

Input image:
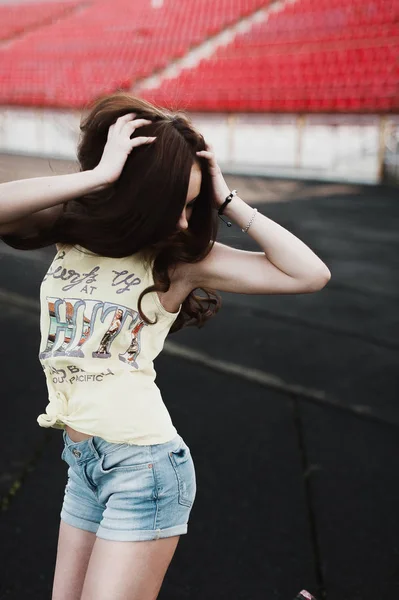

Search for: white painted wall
xmin=0 ymin=106 xmax=384 ymax=184
xmin=0 ymin=107 xmax=80 ymax=158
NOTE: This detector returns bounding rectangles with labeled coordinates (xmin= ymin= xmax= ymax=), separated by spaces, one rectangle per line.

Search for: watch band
xmin=218 ymin=189 xmax=237 ymax=226
xmin=218 ymin=189 xmax=237 ymax=216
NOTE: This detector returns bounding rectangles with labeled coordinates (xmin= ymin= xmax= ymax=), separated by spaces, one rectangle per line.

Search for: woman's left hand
xmin=196 ymin=143 xmax=231 ymax=209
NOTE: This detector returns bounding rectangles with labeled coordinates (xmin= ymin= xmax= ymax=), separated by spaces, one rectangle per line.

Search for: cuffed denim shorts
xmin=60 ymin=430 xmax=197 ymax=542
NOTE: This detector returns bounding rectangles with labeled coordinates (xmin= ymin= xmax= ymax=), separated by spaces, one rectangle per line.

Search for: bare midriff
xmin=65 ymin=424 xmax=93 ymax=442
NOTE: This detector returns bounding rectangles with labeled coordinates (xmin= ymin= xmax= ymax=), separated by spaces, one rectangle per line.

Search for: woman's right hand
xmin=93 ymin=113 xmax=156 ymax=187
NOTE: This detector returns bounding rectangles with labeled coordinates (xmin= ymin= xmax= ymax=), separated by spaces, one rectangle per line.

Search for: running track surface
xmin=0 ymin=153 xmax=398 ymax=600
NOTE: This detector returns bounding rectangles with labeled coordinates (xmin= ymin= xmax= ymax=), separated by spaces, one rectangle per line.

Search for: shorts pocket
xmin=99 ymin=448 xmax=151 ymax=474
xmin=168 ymin=439 xmax=196 ymax=508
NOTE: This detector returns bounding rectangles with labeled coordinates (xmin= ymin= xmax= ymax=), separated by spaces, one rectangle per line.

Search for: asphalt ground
xmin=0 ymin=154 xmax=398 ymax=599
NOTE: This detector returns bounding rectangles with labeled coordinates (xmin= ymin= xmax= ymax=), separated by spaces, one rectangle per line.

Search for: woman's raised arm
xmin=190 ymin=143 xmax=331 ymax=295
xmin=0 ymin=169 xmax=106 ymax=226
xmin=0 ymin=113 xmax=156 ymax=228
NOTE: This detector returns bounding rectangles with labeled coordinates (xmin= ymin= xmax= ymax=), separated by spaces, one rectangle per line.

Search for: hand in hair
xmin=196 ymin=141 xmax=231 ymax=209
xmin=94 ymin=113 xmax=157 ymax=187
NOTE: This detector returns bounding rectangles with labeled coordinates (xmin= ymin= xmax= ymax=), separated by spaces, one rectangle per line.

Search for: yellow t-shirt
xmin=37 ymin=243 xmax=180 ymax=445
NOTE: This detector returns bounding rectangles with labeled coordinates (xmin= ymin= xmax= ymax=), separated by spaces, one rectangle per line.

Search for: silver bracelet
xmin=242 ymin=208 xmax=258 ymax=233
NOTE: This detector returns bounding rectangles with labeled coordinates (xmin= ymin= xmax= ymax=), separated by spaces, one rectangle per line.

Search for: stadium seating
xmin=145 ymin=0 xmax=399 ymax=113
xmin=0 ymin=1 xmax=80 ymax=42
xmin=0 ymin=0 xmax=269 ymax=108
xmin=0 ymin=0 xmax=397 ymax=113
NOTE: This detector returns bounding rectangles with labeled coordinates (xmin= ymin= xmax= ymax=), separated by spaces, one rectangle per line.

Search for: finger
xmin=130 ymin=136 xmax=157 ymax=147
xmin=113 ymin=112 xmax=137 ymax=132
xmin=118 ymin=112 xmax=137 ymax=121
xmin=107 ymin=123 xmax=115 ymax=140
xmin=126 ymin=118 xmax=152 ymax=129
xmin=196 ymin=150 xmax=214 ymax=159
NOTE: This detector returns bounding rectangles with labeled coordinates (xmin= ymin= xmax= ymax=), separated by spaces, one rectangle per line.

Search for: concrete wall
xmin=384 ymin=115 xmax=399 ymax=184
xmin=0 ymin=106 xmax=389 ymax=184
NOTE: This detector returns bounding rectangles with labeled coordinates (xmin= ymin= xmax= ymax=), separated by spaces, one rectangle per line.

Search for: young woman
xmin=0 ymin=92 xmax=329 ymax=600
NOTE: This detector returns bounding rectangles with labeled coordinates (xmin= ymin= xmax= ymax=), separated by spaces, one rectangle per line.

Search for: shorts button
xmin=72 ymin=449 xmax=81 ymax=458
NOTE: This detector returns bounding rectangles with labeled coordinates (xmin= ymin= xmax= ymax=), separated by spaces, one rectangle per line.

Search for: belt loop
xmin=88 ymin=437 xmax=101 ymax=460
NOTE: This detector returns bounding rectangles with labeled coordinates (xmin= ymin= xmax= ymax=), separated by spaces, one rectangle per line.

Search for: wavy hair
xmin=1 ymin=91 xmax=221 ymax=333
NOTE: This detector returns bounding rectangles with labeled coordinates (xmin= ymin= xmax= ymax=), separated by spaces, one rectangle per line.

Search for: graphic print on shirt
xmin=119 ymin=320 xmax=146 ymax=369
xmin=39 ymin=296 xmax=145 ymax=369
xmin=42 ymin=257 xmax=142 ymax=297
xmin=93 ymin=308 xmax=124 ymax=358
xmin=44 ymin=362 xmax=115 ymax=386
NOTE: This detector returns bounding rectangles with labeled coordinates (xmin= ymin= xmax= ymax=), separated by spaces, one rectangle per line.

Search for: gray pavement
xmin=0 ymin=154 xmax=398 ymax=599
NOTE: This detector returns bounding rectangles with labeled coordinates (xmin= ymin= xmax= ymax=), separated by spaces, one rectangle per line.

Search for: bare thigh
xmin=52 ymin=520 xmax=97 ymax=600
xmin=80 ymin=535 xmax=181 ymax=600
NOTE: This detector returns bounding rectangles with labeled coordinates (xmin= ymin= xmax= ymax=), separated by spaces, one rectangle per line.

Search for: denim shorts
xmin=60 ymin=430 xmax=197 ymax=541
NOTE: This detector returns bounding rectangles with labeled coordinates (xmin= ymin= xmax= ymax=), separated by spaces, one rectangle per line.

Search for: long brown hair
xmin=2 ymin=91 xmax=221 ymax=333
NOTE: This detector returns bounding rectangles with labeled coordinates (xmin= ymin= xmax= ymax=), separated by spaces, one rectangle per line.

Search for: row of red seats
xmin=4 ymin=60 xmax=396 ymax=79
xmin=174 ymin=81 xmax=398 ymax=92
xmin=263 ymin=15 xmax=396 ymax=32
xmin=223 ymin=53 xmax=398 ymax=65
xmin=203 ymin=64 xmax=398 ymax=77
xmin=194 ymin=63 xmax=398 ymax=76
xmin=3 ymin=82 xmax=393 ymax=112
xmin=160 ymin=77 xmax=398 ymax=92
xmin=226 ymin=39 xmax=399 ymax=54
xmin=174 ymin=93 xmax=397 ymax=108
xmin=1 ymin=84 xmax=396 ymax=112
xmin=289 ymin=0 xmax=393 ymax=6
xmin=242 ymin=24 xmax=398 ymax=41
xmin=280 ymin=0 xmax=395 ymax=13
xmin=145 ymin=90 xmax=398 ymax=112
xmin=242 ymin=28 xmax=399 ymax=45
xmin=9 ymin=43 xmax=397 ymax=62
xmin=214 ymin=46 xmax=399 ymax=63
